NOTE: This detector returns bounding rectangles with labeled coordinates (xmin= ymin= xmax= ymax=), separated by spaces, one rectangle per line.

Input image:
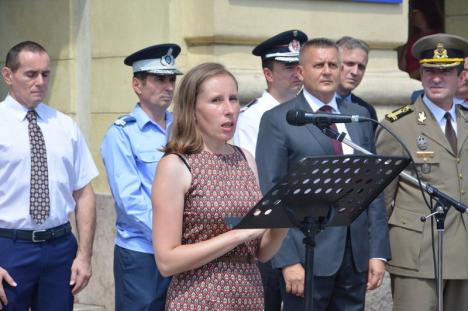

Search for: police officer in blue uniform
xmin=101 ymin=43 xmax=182 ymax=311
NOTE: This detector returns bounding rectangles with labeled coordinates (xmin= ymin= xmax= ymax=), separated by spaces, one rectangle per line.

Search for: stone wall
xmin=73 ymin=194 xmax=116 ymax=310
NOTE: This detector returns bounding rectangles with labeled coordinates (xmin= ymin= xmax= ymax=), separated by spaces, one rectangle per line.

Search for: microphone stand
xmin=317 ymin=123 xmax=466 ymax=311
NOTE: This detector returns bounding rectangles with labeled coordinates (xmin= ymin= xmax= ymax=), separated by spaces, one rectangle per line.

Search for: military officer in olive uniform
xmin=376 ymin=33 xmax=468 ymax=310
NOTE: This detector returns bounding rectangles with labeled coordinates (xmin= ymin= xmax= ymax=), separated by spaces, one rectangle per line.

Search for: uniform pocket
xmin=388 ymin=207 xmax=424 ymax=270
xmin=135 ymin=150 xmax=163 ymax=182
xmin=411 ymin=152 xmax=440 ymax=176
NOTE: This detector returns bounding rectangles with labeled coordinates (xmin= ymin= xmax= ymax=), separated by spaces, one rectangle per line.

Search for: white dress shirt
xmin=0 ymin=95 xmax=98 ymax=230
xmin=303 ymin=89 xmax=354 ymax=155
xmin=233 ymin=90 xmax=280 ymax=158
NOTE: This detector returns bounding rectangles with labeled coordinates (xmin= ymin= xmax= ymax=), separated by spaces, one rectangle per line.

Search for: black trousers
xmin=281 ymin=238 xmax=367 ymax=311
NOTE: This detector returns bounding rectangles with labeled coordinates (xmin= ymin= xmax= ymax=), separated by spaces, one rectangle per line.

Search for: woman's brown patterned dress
xmin=165 ymin=147 xmax=264 ymax=311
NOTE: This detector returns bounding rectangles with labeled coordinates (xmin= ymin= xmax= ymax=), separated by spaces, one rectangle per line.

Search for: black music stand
xmin=229 ymin=154 xmax=410 ymax=311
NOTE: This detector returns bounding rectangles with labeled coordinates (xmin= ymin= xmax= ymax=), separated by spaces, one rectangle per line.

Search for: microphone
xmin=286 ymin=109 xmax=368 ymax=126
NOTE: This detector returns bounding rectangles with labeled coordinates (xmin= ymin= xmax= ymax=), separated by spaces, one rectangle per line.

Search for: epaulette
xmin=385 ymin=105 xmax=414 ymax=122
xmin=113 ymin=115 xmax=136 ymax=126
xmin=240 ymin=99 xmax=258 ymax=113
xmin=458 ymin=104 xmax=468 ymax=122
xmin=458 ymin=103 xmax=468 ymax=111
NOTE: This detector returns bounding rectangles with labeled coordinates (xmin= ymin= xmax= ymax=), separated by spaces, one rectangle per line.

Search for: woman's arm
xmin=152 ymin=154 xmax=265 ymax=277
xmin=241 ymin=148 xmax=288 ymax=263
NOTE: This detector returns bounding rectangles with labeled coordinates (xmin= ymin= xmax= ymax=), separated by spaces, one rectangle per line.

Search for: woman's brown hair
xmin=164 ymin=62 xmax=238 ymax=154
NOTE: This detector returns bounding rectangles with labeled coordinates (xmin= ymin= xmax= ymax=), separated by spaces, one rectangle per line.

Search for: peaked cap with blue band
xmin=252 ymin=30 xmax=308 ymax=63
xmin=124 ymin=43 xmax=183 ymax=75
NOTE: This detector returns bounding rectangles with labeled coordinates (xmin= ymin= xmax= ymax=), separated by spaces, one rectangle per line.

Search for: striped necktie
xmin=318 ymin=105 xmax=343 ymax=155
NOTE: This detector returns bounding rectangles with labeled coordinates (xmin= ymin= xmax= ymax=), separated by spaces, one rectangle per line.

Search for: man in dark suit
xmin=336 ymin=36 xmax=378 ymax=131
xmin=256 ymin=38 xmax=390 ymax=311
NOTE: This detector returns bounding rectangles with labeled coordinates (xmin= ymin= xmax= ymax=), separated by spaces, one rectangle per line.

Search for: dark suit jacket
xmin=255 ymin=91 xmax=391 ymax=276
xmin=350 ymin=93 xmax=378 ymax=132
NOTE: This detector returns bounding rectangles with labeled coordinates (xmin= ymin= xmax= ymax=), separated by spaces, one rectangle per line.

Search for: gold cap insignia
xmin=433 ymin=43 xmax=448 ymax=59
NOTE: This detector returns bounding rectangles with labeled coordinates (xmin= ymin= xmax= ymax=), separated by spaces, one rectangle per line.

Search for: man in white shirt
xmin=0 ymin=41 xmax=98 ymax=311
xmin=233 ymin=30 xmax=308 ymax=157
xmin=233 ymin=30 xmax=307 ymax=311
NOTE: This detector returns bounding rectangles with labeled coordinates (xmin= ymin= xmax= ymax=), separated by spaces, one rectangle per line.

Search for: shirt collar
xmin=3 ymin=94 xmax=48 ymax=122
xmin=303 ymin=89 xmax=339 ymax=113
xmin=336 ymin=92 xmax=352 ymax=104
xmin=133 ymin=104 xmax=172 ymax=132
xmin=263 ymin=90 xmax=280 ymax=105
xmin=422 ymin=95 xmax=457 ymax=123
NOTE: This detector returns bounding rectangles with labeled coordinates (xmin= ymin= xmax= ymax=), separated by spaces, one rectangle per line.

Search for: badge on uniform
xmin=288 ymin=39 xmax=301 ymax=53
xmin=161 ymin=48 xmax=174 ymax=67
xmin=417 ymin=111 xmax=427 ymax=124
xmin=421 ymin=163 xmax=431 ymax=174
xmin=415 ymin=150 xmax=434 ymax=174
xmin=385 ymin=105 xmax=413 ymax=122
xmin=114 ymin=115 xmax=136 ymax=127
xmin=417 ymin=135 xmax=428 ymax=150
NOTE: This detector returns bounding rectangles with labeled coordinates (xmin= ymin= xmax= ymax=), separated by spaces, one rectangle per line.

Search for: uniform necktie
xmin=318 ymin=105 xmax=343 ymax=155
xmin=26 ymin=110 xmax=50 ymax=224
xmin=444 ymin=112 xmax=457 ymax=154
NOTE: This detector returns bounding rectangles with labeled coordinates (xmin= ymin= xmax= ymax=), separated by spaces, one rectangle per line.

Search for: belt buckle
xmin=32 ymin=230 xmax=47 ymax=242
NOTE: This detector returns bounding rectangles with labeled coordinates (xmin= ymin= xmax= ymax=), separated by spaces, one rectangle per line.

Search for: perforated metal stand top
xmin=229 ymin=154 xmax=410 ymax=311
xmin=232 ymin=154 xmax=410 ymax=229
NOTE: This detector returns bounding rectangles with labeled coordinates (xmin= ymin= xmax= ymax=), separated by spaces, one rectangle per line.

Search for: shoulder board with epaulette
xmin=240 ymin=99 xmax=258 ymax=112
xmin=113 ymin=115 xmax=136 ymax=126
xmin=385 ymin=105 xmax=414 ymax=122
xmin=458 ymin=103 xmax=468 ymax=111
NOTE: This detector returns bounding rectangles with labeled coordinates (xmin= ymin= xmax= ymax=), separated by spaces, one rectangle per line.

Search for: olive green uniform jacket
xmin=376 ymin=97 xmax=468 ymax=279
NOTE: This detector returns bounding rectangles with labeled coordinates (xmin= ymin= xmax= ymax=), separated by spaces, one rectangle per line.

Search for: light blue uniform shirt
xmin=101 ymin=104 xmax=172 ymax=254
xmin=423 ymin=95 xmax=458 ymax=135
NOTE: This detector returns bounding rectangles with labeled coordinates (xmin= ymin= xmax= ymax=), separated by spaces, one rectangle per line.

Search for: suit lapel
xmin=350 ymin=94 xmax=360 ymax=105
xmin=294 ymin=92 xmax=335 ymax=154
xmin=339 ymin=100 xmax=362 ymax=146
